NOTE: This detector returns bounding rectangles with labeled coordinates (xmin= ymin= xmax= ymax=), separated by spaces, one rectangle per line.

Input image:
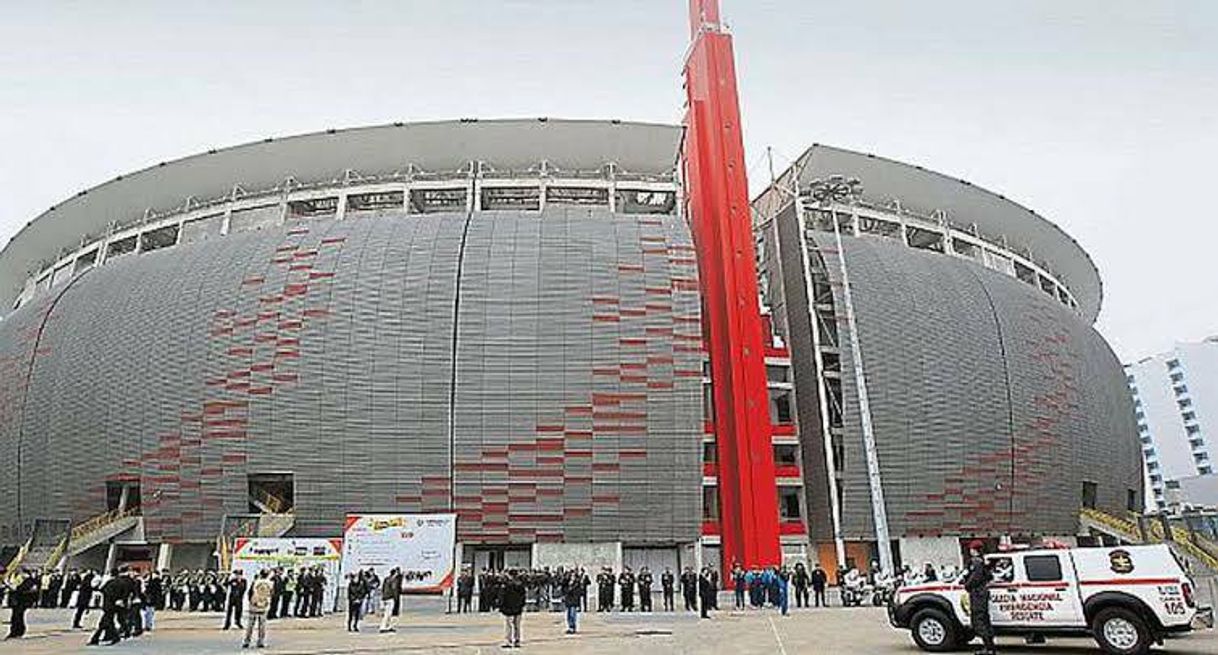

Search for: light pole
xmin=801 ymin=175 xmax=894 ymax=575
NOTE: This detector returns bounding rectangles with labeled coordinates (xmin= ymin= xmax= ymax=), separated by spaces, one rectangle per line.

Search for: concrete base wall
xmin=532 ymin=542 xmax=620 ymax=572
xmin=899 ymin=536 xmax=962 ymax=570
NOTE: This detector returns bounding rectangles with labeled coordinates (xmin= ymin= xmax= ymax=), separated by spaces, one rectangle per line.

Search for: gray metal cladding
xmin=452 ymin=208 xmax=702 ymax=545
xmin=804 ymin=233 xmax=1140 ymax=539
xmin=0 ymin=206 xmax=702 ymax=546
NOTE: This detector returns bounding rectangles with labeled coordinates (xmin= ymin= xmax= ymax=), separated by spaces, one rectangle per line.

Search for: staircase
xmin=67 ymin=507 xmax=141 ymax=557
xmin=1080 ymin=508 xmax=1218 ymax=575
xmin=7 ymin=518 xmax=71 ymax=575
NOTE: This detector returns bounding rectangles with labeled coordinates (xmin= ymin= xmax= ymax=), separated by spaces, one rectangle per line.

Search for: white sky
xmin=1 ymin=1 xmax=1214 ymax=362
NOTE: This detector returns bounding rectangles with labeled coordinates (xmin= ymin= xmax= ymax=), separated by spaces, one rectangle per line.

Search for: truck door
xmin=1016 ymin=553 xmax=1085 ymax=627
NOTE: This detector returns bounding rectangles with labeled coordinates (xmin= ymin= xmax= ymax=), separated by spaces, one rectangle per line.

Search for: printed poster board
xmin=340 ymin=513 xmax=457 ymax=592
xmin=230 ymin=537 xmax=343 ymax=612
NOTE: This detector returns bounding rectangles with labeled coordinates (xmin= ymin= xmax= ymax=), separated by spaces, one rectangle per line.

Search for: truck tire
xmin=1092 ymin=607 xmax=1152 ymax=655
xmin=910 ymin=607 xmax=959 ymax=652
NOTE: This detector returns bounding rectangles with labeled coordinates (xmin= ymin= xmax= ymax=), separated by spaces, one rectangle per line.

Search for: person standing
xmin=792 ymin=563 xmax=809 ymax=609
xmin=617 ymin=566 xmax=635 ymax=612
xmin=776 ymin=566 xmax=790 ymax=616
xmin=267 ymin=569 xmax=282 ymax=620
xmin=62 ymin=569 xmax=80 ymax=609
xmin=963 ymin=541 xmax=996 ymax=655
xmin=499 ymin=569 xmax=526 ymax=648
xmin=923 ymin=562 xmax=938 ymax=583
xmin=731 ymin=562 xmax=746 ymax=610
xmin=242 ymin=570 xmax=274 ymax=649
xmin=680 ymin=566 xmax=698 ymax=612
xmin=637 ymin=567 xmax=653 ymax=612
xmin=810 ymin=563 xmax=828 ymax=608
xmin=457 ymin=568 xmax=474 ymax=613
xmin=311 ymin=567 xmax=326 ymax=617
xmin=579 ymin=569 xmax=591 ymax=612
xmin=4 ymin=569 xmax=38 ymax=640
xmin=144 ymin=571 xmax=162 ymax=630
xmin=379 ymin=567 xmax=402 ymax=633
xmin=561 ymin=570 xmax=582 ymax=634
xmin=596 ymin=568 xmax=614 ymax=612
xmin=223 ymin=570 xmax=248 ymax=630
xmin=660 ymin=567 xmax=675 ymax=612
xmin=697 ymin=567 xmax=715 ymax=619
xmin=345 ymin=573 xmax=367 ymax=632
xmin=279 ymin=570 xmax=295 ymax=620
xmin=73 ymin=569 xmax=96 ymax=629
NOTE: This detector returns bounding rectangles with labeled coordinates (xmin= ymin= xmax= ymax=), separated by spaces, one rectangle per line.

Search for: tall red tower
xmin=683 ymin=0 xmax=782 ymax=572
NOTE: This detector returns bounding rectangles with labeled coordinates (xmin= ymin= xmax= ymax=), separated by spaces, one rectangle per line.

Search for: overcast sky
xmin=1 ymin=1 xmax=1214 ymax=362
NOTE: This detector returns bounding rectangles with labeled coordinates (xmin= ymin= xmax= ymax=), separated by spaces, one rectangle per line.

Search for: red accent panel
xmin=684 ymin=0 xmax=781 ymax=573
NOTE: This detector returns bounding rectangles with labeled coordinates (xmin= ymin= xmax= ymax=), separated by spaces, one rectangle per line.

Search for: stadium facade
xmin=0 ymin=118 xmax=1141 ymax=576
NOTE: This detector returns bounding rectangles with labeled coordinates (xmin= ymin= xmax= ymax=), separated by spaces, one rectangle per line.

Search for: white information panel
xmin=340 ymin=514 xmax=457 ymax=591
xmin=230 ymin=537 xmax=343 ymax=611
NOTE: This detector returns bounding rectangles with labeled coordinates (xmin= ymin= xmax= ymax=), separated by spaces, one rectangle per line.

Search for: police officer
xmin=618 ymin=566 xmax=636 ymax=611
xmin=596 ymin=568 xmax=615 ymax=612
xmin=963 ymin=540 xmax=996 ymax=655
xmin=660 ymin=567 xmax=675 ymax=611
xmin=637 ymin=567 xmax=654 ymax=612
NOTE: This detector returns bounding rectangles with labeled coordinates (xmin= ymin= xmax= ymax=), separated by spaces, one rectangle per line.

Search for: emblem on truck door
xmin=1109 ymin=549 xmax=1135 ymax=574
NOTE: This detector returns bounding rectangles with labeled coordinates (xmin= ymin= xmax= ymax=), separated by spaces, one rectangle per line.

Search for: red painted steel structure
xmin=682 ymin=0 xmax=782 ymax=572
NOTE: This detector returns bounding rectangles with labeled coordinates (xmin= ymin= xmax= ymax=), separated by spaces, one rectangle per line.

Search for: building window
xmin=770 ymin=391 xmax=793 ymax=424
xmin=1200 ymin=466 xmax=1214 ymax=476
xmin=766 ymin=364 xmax=789 ymax=384
xmin=1081 ymin=481 xmax=1098 ymax=509
xmin=1127 ymin=489 xmax=1138 ymax=512
xmin=703 ymin=442 xmax=717 ymax=464
xmin=1194 ymin=452 xmax=1210 ymax=463
xmin=773 ymin=444 xmax=799 ymax=467
xmin=1174 ymin=385 xmax=1189 ymax=396
xmin=1187 ymin=424 xmax=1201 ymax=435
xmin=1167 ymin=359 xmax=1181 ymax=370
xmin=778 ymin=487 xmax=802 ymax=520
xmin=702 ymin=486 xmax=720 ymax=521
xmin=1179 ymin=398 xmax=1193 ymax=409
xmin=1170 ymin=372 xmax=1185 ymax=383
xmin=1183 ymin=411 xmax=1197 ymax=422
xmin=1147 ymin=461 xmax=1159 ymax=470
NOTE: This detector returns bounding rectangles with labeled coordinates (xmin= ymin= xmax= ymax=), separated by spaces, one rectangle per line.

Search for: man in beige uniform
xmin=243 ymin=570 xmax=275 ymax=649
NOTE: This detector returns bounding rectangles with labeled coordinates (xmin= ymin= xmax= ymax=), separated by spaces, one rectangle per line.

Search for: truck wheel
xmin=1092 ymin=607 xmax=1152 ymax=655
xmin=910 ymin=608 xmax=959 ymax=652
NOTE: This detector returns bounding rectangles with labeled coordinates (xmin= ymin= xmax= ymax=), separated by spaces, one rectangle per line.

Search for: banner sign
xmin=230 ymin=537 xmax=343 ymax=611
xmin=340 ymin=513 xmax=457 ymax=592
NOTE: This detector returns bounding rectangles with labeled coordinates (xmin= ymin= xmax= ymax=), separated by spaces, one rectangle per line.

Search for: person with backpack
xmin=499 ymin=569 xmax=526 ymax=648
xmin=242 ymin=570 xmax=274 ymax=649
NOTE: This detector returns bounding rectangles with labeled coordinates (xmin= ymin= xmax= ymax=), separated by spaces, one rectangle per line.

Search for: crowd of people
xmin=3 ymin=556 xmax=972 ymax=650
xmin=0 ymin=564 xmax=333 ymax=648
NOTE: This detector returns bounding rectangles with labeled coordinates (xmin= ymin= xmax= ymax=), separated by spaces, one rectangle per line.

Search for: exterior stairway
xmin=1080 ymin=508 xmax=1218 ymax=607
xmin=7 ymin=518 xmax=71 ymax=575
xmin=217 ymin=510 xmax=295 ymax=570
xmin=67 ymin=507 xmax=141 ymax=557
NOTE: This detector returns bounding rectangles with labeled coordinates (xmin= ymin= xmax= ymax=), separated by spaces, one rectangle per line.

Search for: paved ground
xmin=2 ymin=602 xmax=1216 ymax=654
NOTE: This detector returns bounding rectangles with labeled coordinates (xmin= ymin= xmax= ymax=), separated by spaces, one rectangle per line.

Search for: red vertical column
xmin=683 ymin=0 xmax=782 ymax=573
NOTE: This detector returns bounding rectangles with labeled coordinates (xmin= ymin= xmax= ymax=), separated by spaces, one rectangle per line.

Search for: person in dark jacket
xmin=73 ymin=570 xmax=96 ymax=629
xmin=810 ymin=563 xmax=828 ymax=607
xmin=792 ymin=563 xmax=810 ymax=608
xmin=378 ymin=568 xmax=402 ymax=633
xmin=561 ymin=570 xmax=582 ymax=634
xmin=457 ymin=569 xmax=474 ymax=614
xmin=660 ymin=568 xmax=675 ymax=612
xmin=4 ymin=570 xmax=38 ymax=640
xmin=62 ymin=570 xmax=81 ymax=609
xmin=223 ymin=570 xmax=247 ymax=630
xmin=346 ymin=573 xmax=367 ymax=632
xmin=697 ymin=567 xmax=715 ymax=619
xmin=963 ymin=541 xmax=995 ymax=655
xmin=680 ymin=566 xmax=698 ymax=612
xmin=637 ymin=567 xmax=654 ymax=612
xmin=499 ymin=569 xmax=526 ymax=648
xmin=618 ymin=567 xmax=635 ymax=611
xmin=923 ymin=562 xmax=938 ymax=582
xmin=87 ymin=569 xmax=127 ymax=646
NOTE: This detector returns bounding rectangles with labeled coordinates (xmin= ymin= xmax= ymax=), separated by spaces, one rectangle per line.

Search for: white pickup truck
xmin=889 ymin=544 xmax=1212 ymax=655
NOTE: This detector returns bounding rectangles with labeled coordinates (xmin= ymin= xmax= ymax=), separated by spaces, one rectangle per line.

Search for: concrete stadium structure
xmin=0 ymin=119 xmax=1141 ymax=576
xmin=753 ymin=145 xmax=1142 ymax=572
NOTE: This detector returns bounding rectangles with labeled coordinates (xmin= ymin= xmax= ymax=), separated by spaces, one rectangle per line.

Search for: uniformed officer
xmin=596 ymin=568 xmax=615 ymax=612
xmin=962 ymin=540 xmax=996 ymax=655
xmin=618 ymin=566 xmax=636 ymax=611
xmin=637 ymin=567 xmax=654 ymax=612
xmin=660 ymin=568 xmax=675 ymax=611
